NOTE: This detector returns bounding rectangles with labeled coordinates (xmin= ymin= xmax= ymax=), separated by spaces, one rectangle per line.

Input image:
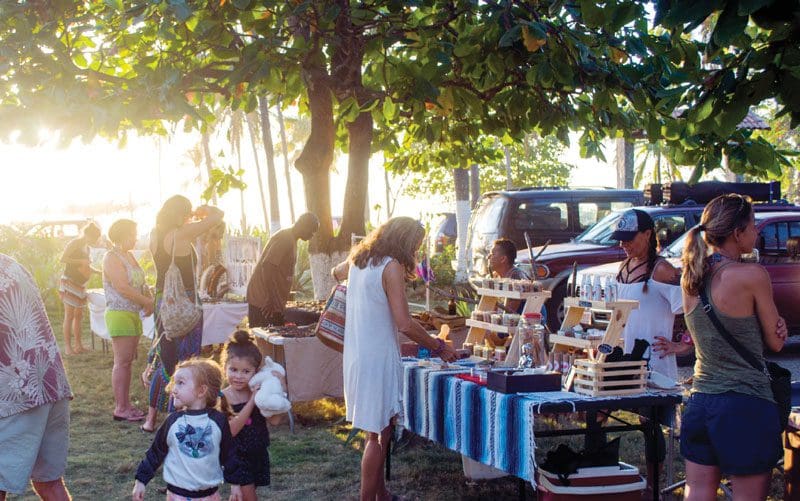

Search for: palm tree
xmin=257 ymin=96 xmax=281 ymax=233
xmin=276 ymin=98 xmax=296 ymax=223
xmin=634 ymin=141 xmax=683 ymax=188
xmin=244 ymin=110 xmax=270 ymax=232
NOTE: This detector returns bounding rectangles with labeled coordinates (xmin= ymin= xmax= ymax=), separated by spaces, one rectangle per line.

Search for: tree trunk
xmin=454 ymin=168 xmax=471 ymax=283
xmin=384 ymin=168 xmax=391 ymax=221
xmin=615 ymin=138 xmax=634 ymax=188
xmin=258 ymin=96 xmax=281 ymax=233
xmin=276 ymin=99 xmax=296 ymax=224
xmin=504 ymin=146 xmax=513 ymax=190
xmin=470 ymin=163 xmax=480 ymax=208
xmin=339 ymin=110 xmax=371 ymax=243
xmin=245 ymin=111 xmax=270 ymax=231
xmin=201 ymin=131 xmax=218 ymax=205
xmin=295 ymin=64 xmax=336 ymax=298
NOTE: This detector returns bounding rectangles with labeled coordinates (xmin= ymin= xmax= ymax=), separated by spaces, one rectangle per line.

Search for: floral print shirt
xmin=0 ymin=253 xmax=72 ymax=418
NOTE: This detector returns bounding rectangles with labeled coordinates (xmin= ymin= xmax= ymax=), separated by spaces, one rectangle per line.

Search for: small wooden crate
xmin=572 ymin=359 xmax=647 ymax=397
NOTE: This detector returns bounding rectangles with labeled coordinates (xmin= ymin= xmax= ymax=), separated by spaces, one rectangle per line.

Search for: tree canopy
xmin=0 ymin=0 xmax=797 ymax=238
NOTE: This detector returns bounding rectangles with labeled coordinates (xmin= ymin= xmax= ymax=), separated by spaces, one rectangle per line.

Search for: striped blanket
xmin=402 ymin=363 xmax=539 ymax=482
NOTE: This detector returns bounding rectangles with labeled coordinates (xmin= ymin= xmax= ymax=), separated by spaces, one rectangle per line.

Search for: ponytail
xmin=681 ymin=225 xmax=708 ymax=296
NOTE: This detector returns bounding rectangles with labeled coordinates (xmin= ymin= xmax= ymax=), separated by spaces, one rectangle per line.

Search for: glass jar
xmin=519 ymin=312 xmax=548 ymax=367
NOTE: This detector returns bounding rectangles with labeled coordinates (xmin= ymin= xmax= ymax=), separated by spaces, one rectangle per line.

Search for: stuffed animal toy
xmin=248 ymin=356 xmax=291 ymax=417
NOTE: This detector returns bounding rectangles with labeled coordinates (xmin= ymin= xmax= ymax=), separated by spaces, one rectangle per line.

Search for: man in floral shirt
xmin=0 ymin=253 xmax=72 ymax=499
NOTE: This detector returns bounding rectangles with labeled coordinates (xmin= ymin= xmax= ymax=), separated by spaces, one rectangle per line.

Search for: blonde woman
xmin=679 ymin=194 xmax=787 ymax=500
xmin=333 ymin=217 xmax=456 ymax=501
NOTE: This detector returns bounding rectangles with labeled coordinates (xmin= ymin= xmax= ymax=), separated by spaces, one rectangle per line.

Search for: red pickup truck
xmin=572 ymin=211 xmax=800 ymax=336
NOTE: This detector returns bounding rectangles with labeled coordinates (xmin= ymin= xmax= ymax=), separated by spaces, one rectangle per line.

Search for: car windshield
xmin=661 ymin=231 xmax=687 ymax=257
xmin=574 ymin=211 xmax=622 ymax=245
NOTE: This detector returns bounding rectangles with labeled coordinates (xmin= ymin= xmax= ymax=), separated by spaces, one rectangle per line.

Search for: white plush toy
xmin=248 ymin=356 xmax=291 ymax=417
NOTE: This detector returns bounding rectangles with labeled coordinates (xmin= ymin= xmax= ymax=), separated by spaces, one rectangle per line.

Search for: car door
xmin=759 ymin=219 xmax=800 ymax=335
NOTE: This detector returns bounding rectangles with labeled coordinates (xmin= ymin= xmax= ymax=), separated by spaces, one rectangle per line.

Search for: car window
xmin=575 ymin=211 xmax=622 ymax=245
xmin=760 ymin=221 xmax=800 ymax=251
xmin=577 ymin=201 xmax=634 ymax=230
xmin=653 ymin=215 xmax=686 ymax=249
xmin=513 ymin=202 xmax=568 ymax=231
xmin=473 ymin=197 xmax=506 ymax=234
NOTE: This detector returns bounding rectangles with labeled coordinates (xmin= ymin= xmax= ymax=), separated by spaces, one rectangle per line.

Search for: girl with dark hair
xmin=58 ymin=221 xmax=102 ymax=355
xmin=220 ymin=330 xmax=280 ymax=501
xmin=679 ymin=194 xmax=787 ymax=500
xmin=140 ymin=195 xmax=224 ymax=433
xmin=332 ymin=217 xmax=457 ymax=501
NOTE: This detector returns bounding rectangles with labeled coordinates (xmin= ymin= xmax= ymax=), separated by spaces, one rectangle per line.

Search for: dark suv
xmin=527 ymin=201 xmax=800 ymax=331
xmin=466 ymin=188 xmax=644 ymax=276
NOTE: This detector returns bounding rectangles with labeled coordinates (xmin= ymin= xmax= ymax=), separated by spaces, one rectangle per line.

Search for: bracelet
xmin=681 ymin=332 xmax=694 ymax=346
xmin=430 ymin=338 xmax=446 ymax=357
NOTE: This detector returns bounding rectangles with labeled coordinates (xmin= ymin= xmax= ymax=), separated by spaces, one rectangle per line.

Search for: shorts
xmin=0 ymin=399 xmax=70 ymax=494
xmin=166 ymin=489 xmax=221 ymax=500
xmin=105 ymin=309 xmax=143 ymax=338
xmin=680 ymin=391 xmax=781 ymax=475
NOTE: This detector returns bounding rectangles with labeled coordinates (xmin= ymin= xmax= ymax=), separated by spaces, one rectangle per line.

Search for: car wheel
xmin=546 ymin=281 xmax=567 ymax=332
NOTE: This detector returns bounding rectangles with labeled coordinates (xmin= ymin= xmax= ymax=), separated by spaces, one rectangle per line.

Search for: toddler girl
xmin=221 ymin=330 xmax=282 ymax=501
xmin=133 ymin=358 xmax=244 ymax=501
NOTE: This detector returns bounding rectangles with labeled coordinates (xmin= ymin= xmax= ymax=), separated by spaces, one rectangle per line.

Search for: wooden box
xmin=572 ymin=360 xmax=647 ymax=397
xmin=487 ymin=369 xmax=562 ymax=394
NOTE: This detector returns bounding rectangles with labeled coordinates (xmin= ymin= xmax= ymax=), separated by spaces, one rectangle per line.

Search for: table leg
xmin=650 ymin=405 xmax=660 ymax=501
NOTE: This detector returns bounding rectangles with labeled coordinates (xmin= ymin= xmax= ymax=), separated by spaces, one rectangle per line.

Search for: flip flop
xmin=140 ymin=424 xmax=155 ymax=433
xmin=113 ymin=413 xmax=145 ymax=422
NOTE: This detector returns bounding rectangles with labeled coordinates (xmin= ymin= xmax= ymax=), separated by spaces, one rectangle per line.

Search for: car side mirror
xmin=741 ymin=248 xmax=760 ymax=263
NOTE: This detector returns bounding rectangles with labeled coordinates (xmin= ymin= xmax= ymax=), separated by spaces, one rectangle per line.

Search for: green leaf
xmin=711 ymin=4 xmax=748 ymax=47
xmin=579 ymin=0 xmax=606 ymax=28
xmin=104 ymin=0 xmax=123 ymax=11
xmin=382 ymin=97 xmax=397 ymax=120
xmin=738 ymin=0 xmax=773 ymax=16
xmin=498 ymin=25 xmax=522 ymax=48
xmin=746 ymin=140 xmax=775 ymax=167
xmin=168 ymin=0 xmax=192 ymax=21
xmin=693 ymin=98 xmax=715 ymax=122
xmin=232 ymin=0 xmax=252 ymax=9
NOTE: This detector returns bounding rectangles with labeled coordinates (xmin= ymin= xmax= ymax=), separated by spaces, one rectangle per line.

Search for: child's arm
xmin=214 ymin=410 xmax=250 ymax=488
xmin=133 ymin=416 xmax=172 ymax=489
xmin=228 ymin=390 xmax=258 ymax=437
xmin=132 ymin=480 xmax=146 ymax=501
xmin=228 ymin=485 xmax=243 ymax=501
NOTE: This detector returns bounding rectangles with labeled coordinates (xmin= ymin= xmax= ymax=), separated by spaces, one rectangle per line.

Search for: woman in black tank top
xmin=140 ymin=195 xmax=225 ymax=433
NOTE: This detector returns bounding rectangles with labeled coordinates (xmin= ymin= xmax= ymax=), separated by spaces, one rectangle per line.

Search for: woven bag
xmin=315 ymin=284 xmax=347 ymax=352
xmin=159 ymin=234 xmax=201 ymax=340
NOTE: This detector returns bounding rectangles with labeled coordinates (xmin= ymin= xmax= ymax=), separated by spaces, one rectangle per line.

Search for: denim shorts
xmin=680 ymin=391 xmax=781 ymax=475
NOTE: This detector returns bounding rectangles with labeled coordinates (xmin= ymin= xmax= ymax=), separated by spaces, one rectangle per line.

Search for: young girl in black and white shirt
xmin=133 ymin=358 xmax=244 ymax=501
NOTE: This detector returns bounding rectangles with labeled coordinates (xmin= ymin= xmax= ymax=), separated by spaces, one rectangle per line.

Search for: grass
xmin=10 ymin=307 xmax=787 ymax=500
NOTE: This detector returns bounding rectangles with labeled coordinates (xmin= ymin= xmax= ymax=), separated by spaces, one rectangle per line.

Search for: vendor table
xmin=251 ymin=328 xmax=343 ymax=402
xmin=87 ymin=289 xmax=247 ymax=347
xmin=401 ymin=360 xmax=680 ymax=499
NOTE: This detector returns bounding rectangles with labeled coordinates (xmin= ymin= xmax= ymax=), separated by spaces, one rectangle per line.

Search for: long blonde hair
xmin=349 ymin=217 xmax=425 ymax=280
xmin=681 ymin=194 xmax=753 ymax=296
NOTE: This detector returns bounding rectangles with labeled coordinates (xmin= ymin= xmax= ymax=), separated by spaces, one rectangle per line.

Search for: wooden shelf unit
xmin=552 ymin=297 xmax=638 ymax=354
xmin=465 ymin=286 xmax=551 ymax=367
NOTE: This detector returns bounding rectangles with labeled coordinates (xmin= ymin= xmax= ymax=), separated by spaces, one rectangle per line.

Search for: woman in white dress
xmin=333 ymin=217 xmax=456 ymax=501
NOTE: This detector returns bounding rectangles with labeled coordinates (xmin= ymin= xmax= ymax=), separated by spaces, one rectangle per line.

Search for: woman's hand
xmin=653 ymin=335 xmax=692 ymax=358
xmin=132 ymin=480 xmax=145 ymax=501
xmin=141 ymin=299 xmax=154 ymax=317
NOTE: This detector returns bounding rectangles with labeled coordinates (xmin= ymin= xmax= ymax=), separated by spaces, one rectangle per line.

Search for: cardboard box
xmin=486 ymin=369 xmax=561 ymax=393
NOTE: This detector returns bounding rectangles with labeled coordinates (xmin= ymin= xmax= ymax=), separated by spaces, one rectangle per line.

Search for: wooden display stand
xmin=465 ymin=287 xmax=551 ymax=367
xmin=572 ymin=359 xmax=648 ymax=397
xmin=549 ymin=297 xmax=638 ymax=354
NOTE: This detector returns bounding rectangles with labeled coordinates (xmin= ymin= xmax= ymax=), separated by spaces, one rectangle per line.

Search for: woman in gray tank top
xmin=679 ymin=194 xmax=787 ymax=500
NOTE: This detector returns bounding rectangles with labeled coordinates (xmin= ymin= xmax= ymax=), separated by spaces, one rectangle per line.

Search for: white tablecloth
xmin=87 ymin=289 xmax=247 ymax=346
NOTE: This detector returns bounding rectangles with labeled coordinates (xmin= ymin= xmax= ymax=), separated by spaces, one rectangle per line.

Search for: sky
xmin=0 ymin=127 xmax=615 ymax=235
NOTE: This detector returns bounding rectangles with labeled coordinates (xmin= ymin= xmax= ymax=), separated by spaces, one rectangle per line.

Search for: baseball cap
xmin=610 ymin=209 xmax=654 ymax=241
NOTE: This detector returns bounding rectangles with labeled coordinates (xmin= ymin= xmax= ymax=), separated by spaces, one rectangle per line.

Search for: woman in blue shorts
xmin=680 ymin=194 xmax=787 ymax=500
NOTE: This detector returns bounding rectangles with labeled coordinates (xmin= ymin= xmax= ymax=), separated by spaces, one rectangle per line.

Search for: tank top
xmin=685 ymin=262 xmax=774 ymax=402
xmin=153 ymin=230 xmax=196 ymax=294
xmin=63 ymin=239 xmax=90 ymax=284
xmin=103 ymin=249 xmax=146 ymax=313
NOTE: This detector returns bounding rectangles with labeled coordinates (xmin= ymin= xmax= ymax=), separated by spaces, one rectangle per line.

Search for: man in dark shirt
xmin=247 ymin=213 xmax=319 ymax=327
xmin=488 ymin=238 xmax=531 ymax=314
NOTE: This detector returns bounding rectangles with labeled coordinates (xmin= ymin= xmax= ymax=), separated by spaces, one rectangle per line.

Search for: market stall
xmin=252 ymin=326 xmax=343 ymax=402
xmin=401 ymin=359 xmax=681 ymax=497
xmin=86 ymin=289 xmax=247 ymax=347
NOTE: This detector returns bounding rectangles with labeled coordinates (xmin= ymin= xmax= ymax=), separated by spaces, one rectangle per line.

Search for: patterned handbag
xmin=159 ymin=235 xmax=202 ymax=340
xmin=315 ymin=284 xmax=347 ymax=352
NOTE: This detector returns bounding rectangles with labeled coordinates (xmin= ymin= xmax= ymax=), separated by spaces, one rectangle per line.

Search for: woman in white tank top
xmin=332 ymin=217 xmax=456 ymax=501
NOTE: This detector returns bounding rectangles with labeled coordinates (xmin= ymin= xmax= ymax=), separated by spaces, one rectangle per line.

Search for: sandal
xmin=113 ymin=411 xmax=145 ymax=422
xmin=140 ymin=424 xmax=155 ymax=433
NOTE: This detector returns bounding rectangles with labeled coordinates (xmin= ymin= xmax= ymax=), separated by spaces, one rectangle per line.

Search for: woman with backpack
xmin=140 ymin=195 xmax=224 ymax=433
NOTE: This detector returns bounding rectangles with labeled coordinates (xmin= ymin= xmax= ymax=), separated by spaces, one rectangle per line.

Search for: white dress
xmin=343 ymin=257 xmax=403 ymax=434
xmin=618 ymin=279 xmax=683 ymax=381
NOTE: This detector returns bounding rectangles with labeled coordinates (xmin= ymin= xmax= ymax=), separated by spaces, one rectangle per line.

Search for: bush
xmin=428 ymin=244 xmax=456 ymax=287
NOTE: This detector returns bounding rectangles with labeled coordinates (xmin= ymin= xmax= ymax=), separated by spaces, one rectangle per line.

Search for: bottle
xmin=580 ymin=274 xmax=590 ymax=300
xmin=448 ymin=292 xmax=457 ymax=315
xmin=592 ymin=274 xmax=603 ymax=301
